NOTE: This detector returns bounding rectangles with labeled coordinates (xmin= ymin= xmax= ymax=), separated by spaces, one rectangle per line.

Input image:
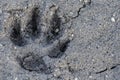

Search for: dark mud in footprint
xmin=48 ymin=39 xmax=70 ymax=58
xmin=17 ymin=52 xmax=52 ymax=74
xmin=25 ymin=6 xmax=40 ymax=38
xmin=45 ymin=5 xmax=63 ymax=44
xmin=45 ymin=5 xmax=71 ymax=58
xmin=9 ymin=18 xmax=24 ymax=46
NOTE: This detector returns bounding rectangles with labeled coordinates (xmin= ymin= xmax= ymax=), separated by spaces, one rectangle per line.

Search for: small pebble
xmin=69 ymin=33 xmax=74 ymax=40
xmin=55 ymin=29 xmax=59 ymax=33
xmin=111 ymin=17 xmax=115 ymax=22
xmin=70 ymin=12 xmax=73 ymax=15
xmin=21 ymin=28 xmax=24 ymax=31
xmin=92 ymin=59 xmax=95 ymax=62
xmin=15 ymin=77 xmax=18 ymax=80
xmin=14 ymin=46 xmax=17 ymax=50
xmin=15 ymin=14 xmax=19 ymax=17
xmin=105 ymin=75 xmax=108 ymax=78
xmin=53 ymin=68 xmax=61 ymax=77
xmin=71 ymin=33 xmax=74 ymax=37
xmin=3 ymin=18 xmax=7 ymax=22
xmin=110 ymin=53 xmax=114 ymax=57
xmin=84 ymin=0 xmax=91 ymax=4
xmin=79 ymin=0 xmax=84 ymax=2
xmin=75 ymin=77 xmax=78 ymax=80
xmin=89 ymin=75 xmax=93 ymax=79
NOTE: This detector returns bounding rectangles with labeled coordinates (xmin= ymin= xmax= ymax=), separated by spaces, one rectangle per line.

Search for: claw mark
xmin=10 ymin=18 xmax=24 ymax=46
xmin=48 ymin=39 xmax=70 ymax=58
xmin=59 ymin=40 xmax=70 ymax=52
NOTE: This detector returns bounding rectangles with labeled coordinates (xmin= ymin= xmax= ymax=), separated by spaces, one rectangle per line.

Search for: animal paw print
xmin=5 ymin=5 xmax=73 ymax=74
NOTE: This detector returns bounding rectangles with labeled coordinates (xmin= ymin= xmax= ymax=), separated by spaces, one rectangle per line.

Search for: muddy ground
xmin=0 ymin=0 xmax=120 ymax=80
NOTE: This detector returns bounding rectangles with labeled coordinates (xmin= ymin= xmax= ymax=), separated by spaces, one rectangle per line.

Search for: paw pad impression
xmin=6 ymin=5 xmax=73 ymax=74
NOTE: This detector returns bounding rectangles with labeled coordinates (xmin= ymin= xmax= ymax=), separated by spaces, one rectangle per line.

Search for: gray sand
xmin=0 ymin=0 xmax=120 ymax=80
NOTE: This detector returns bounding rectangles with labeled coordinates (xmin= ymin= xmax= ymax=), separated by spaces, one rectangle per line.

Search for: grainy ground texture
xmin=0 ymin=0 xmax=120 ymax=80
